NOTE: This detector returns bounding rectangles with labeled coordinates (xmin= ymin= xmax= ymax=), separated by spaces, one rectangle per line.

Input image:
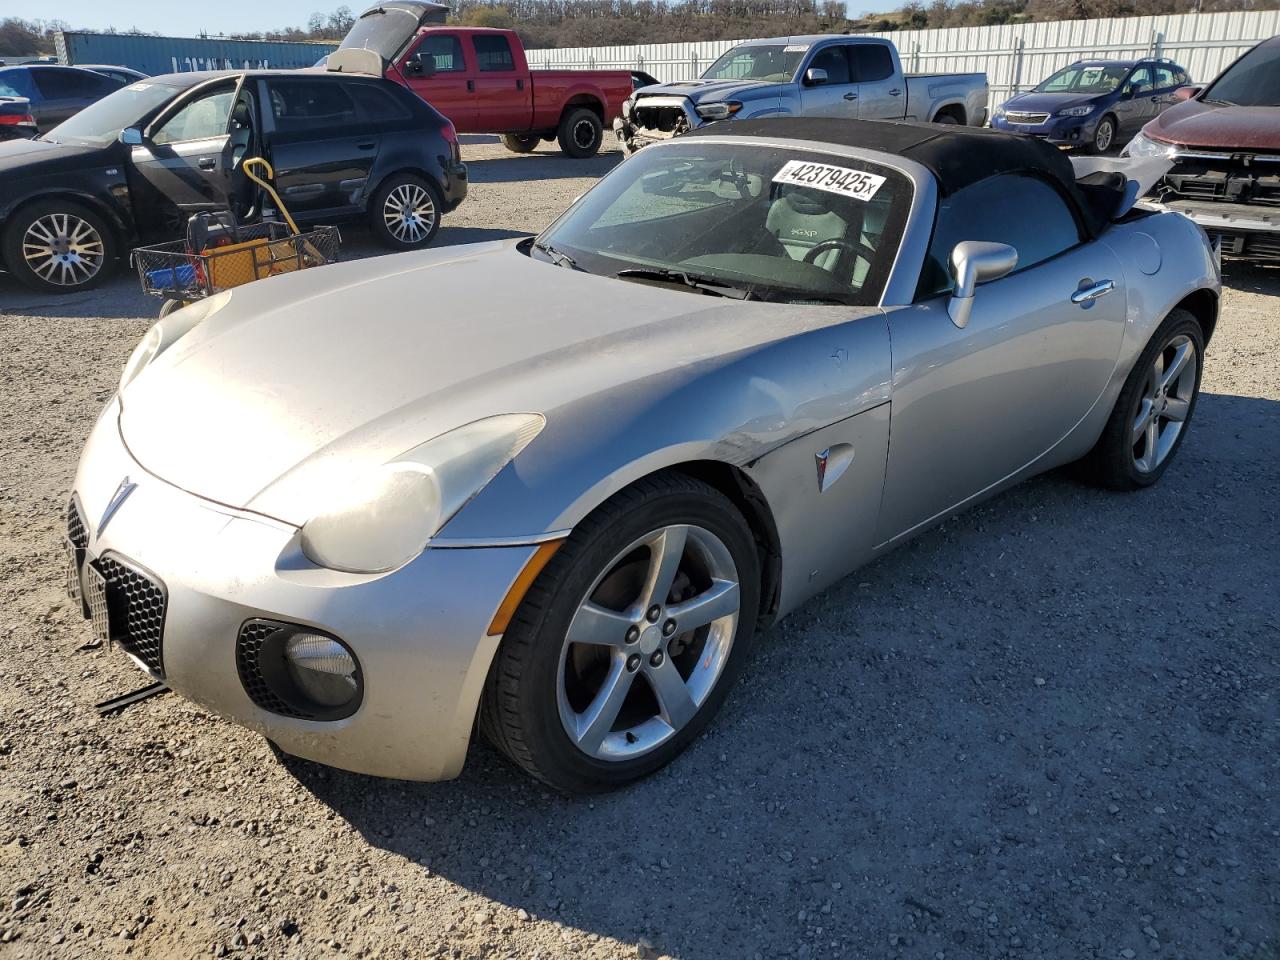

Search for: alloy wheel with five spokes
xmin=1131 ymin=333 xmax=1197 ymax=474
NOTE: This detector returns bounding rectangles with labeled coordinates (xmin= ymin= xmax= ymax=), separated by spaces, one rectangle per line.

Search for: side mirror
xmin=1121 ymin=84 xmax=1135 ymax=99
xmin=803 ymin=67 xmax=828 ymax=87
xmin=947 ymin=240 xmax=1018 ymax=329
xmin=406 ymin=53 xmax=435 ymax=78
xmin=1174 ymin=85 xmax=1202 ymax=101
xmin=120 ymin=127 xmax=144 ymax=146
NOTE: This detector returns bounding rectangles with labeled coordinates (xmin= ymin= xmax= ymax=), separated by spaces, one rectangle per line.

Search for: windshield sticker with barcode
xmin=773 ymin=160 xmax=886 ymax=201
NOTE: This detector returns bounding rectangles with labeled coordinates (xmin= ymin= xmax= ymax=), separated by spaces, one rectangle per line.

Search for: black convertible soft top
xmin=690 ymin=117 xmax=1119 ymax=237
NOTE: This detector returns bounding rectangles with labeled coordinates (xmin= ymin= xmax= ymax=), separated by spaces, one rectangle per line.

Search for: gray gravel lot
xmin=0 ymin=137 xmax=1277 ymax=960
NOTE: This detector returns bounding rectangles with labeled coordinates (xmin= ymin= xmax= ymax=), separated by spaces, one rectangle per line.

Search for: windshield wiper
xmin=615 ymin=267 xmax=756 ymax=300
xmin=533 ymin=240 xmax=583 ymax=271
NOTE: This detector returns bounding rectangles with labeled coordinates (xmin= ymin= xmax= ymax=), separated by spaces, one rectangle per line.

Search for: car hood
xmin=1002 ymin=91 xmax=1099 ymax=113
xmin=0 ymin=136 xmax=110 ymax=177
xmin=1145 ymin=98 xmax=1280 ymax=151
xmin=635 ymin=78 xmax=780 ymax=106
xmin=118 ymin=241 xmax=860 ymax=526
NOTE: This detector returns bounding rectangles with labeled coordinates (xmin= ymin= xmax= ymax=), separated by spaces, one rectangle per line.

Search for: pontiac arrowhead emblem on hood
xmin=98 ymin=477 xmax=137 ymax=535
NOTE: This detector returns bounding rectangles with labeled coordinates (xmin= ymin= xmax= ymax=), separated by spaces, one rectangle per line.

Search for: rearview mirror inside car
xmin=120 ymin=127 xmax=144 ymax=146
xmin=803 ymin=67 xmax=828 ymax=87
xmin=947 ymin=240 xmax=1018 ymax=329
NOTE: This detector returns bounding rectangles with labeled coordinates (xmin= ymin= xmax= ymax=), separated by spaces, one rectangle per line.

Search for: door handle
xmin=516 ymin=78 xmax=524 ymax=91
xmin=467 ymin=79 xmax=475 ymax=92
xmin=889 ymin=88 xmax=902 ymax=96
xmin=1071 ymin=279 xmax=1115 ymax=305
xmin=843 ymin=92 xmax=858 ymax=101
xmin=197 ymin=157 xmax=216 ymax=170
xmin=356 ymin=141 xmax=376 ymax=150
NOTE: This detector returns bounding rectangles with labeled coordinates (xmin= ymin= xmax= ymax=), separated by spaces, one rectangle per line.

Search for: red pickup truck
xmin=331 ymin=2 xmax=648 ymax=158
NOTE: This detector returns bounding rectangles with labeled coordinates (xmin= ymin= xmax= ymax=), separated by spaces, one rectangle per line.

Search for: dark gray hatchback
xmin=0 ymin=69 xmax=467 ymax=293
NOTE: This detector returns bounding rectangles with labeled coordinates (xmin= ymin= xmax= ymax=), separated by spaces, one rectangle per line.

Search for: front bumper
xmin=68 ymin=399 xmax=538 ymax=781
xmin=990 ymin=112 xmax=1098 ymax=147
xmin=614 ymin=97 xmax=700 ymax=155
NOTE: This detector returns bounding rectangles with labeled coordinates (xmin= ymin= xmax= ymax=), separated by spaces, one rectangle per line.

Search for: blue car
xmin=991 ymin=58 xmax=1191 ymax=154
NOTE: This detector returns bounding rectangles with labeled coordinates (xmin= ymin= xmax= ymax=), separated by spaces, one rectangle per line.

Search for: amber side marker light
xmin=487 ymin=540 xmax=564 ymax=636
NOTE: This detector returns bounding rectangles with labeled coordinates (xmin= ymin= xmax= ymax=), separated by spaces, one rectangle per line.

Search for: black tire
xmin=1081 ymin=308 xmax=1204 ymax=491
xmin=500 ymin=133 xmax=539 ymax=154
xmin=932 ymin=110 xmax=960 ymax=125
xmin=1 ymin=199 xmax=116 ymax=293
xmin=1090 ymin=114 xmax=1118 ymax=155
xmin=480 ymin=472 xmax=762 ymax=794
xmin=367 ymin=173 xmax=443 ymax=250
xmin=557 ymin=107 xmax=604 ymax=159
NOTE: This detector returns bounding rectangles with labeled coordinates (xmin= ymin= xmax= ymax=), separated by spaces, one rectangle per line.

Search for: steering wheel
xmin=802 ymin=237 xmax=878 ymax=268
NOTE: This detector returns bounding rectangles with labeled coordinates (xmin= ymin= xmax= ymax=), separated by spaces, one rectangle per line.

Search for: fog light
xmin=283 ymin=633 xmax=359 ymax=708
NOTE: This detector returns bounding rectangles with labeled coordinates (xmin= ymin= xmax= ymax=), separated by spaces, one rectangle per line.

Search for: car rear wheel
xmin=1090 ymin=114 xmax=1117 ymax=154
xmin=480 ymin=473 xmax=761 ymax=794
xmin=2 ymin=199 xmax=115 ymax=293
xmin=557 ymin=107 xmax=603 ymax=159
xmin=1082 ymin=308 xmax=1204 ymax=490
xmin=500 ymin=133 xmax=539 ymax=154
xmin=368 ymin=174 xmax=442 ymax=250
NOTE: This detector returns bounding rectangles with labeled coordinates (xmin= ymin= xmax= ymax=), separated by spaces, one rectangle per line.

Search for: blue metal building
xmin=54 ymin=32 xmax=339 ymax=76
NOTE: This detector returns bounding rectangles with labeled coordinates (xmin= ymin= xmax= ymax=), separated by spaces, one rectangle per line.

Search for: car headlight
xmin=300 ymin=413 xmax=545 ymax=573
xmin=1057 ymin=105 xmax=1094 ymax=117
xmin=1123 ymin=130 xmax=1177 ymax=159
xmin=695 ymin=101 xmax=743 ymax=121
xmin=119 ymin=290 xmax=234 ymax=392
xmin=993 ymin=104 xmax=1006 ymax=119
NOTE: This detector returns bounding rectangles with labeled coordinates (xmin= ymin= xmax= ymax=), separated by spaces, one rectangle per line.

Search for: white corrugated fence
xmin=525 ymin=9 xmax=1280 ymax=101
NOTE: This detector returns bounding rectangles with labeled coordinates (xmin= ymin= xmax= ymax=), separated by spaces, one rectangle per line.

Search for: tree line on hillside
xmin=2 ymin=0 xmax=1275 ymax=58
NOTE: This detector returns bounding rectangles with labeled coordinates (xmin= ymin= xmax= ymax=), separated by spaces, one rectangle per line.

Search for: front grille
xmin=1164 ymin=168 xmax=1280 ymax=207
xmin=634 ymin=104 xmax=690 ymax=134
xmin=1207 ymin=230 xmax=1280 ymax=262
xmin=1005 ymin=111 xmax=1049 ymax=125
xmin=67 ymin=498 xmax=88 ymax=550
xmin=237 ymin=620 xmax=313 ymax=720
xmin=96 ymin=554 xmax=167 ymax=677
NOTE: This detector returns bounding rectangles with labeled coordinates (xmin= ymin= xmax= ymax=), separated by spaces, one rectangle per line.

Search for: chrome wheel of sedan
xmin=22 ymin=212 xmax=106 ymax=287
xmin=557 ymin=523 xmax=740 ymax=761
xmin=382 ymin=183 xmax=437 ymax=245
xmin=1132 ymin=333 xmax=1197 ymax=474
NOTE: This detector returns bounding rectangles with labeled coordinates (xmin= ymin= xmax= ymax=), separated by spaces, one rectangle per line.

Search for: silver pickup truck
xmin=615 ymin=35 xmax=989 ymax=153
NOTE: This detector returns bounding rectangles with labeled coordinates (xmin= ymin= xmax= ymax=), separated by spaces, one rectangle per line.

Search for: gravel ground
xmin=0 ymin=137 xmax=1277 ymax=960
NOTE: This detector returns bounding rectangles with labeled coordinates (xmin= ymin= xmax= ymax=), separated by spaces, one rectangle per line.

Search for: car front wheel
xmin=480 ymin=473 xmax=761 ymax=793
xmin=1090 ymin=114 xmax=1117 ymax=154
xmin=1084 ymin=308 xmax=1204 ymax=490
xmin=368 ymin=174 xmax=442 ymax=250
xmin=2 ymin=200 xmax=115 ymax=293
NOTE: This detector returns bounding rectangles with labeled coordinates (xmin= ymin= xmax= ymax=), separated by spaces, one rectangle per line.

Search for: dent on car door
xmin=876 ymin=173 xmax=1127 ymax=545
xmin=128 ymin=80 xmax=239 ymax=232
xmin=799 ymin=44 xmax=860 ymax=118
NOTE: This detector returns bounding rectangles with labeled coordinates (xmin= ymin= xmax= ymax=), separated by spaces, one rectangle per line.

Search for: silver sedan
xmin=66 ymin=119 xmax=1219 ymax=793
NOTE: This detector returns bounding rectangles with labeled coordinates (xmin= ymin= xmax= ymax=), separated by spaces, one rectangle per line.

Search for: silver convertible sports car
xmin=66 ymin=118 xmax=1219 ymax=793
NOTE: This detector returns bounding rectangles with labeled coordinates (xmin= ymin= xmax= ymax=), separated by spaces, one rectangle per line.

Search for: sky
xmin=9 ymin=0 xmax=343 ymax=38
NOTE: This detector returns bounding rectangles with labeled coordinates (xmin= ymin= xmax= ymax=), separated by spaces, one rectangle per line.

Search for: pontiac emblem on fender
xmin=98 ymin=477 xmax=137 ymax=535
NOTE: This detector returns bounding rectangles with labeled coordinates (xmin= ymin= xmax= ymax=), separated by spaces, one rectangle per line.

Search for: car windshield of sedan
xmin=1203 ymin=43 xmax=1280 ymax=106
xmin=702 ymin=44 xmax=808 ymax=83
xmin=533 ymin=142 xmax=911 ymax=306
xmin=1035 ymin=64 xmax=1128 ymax=94
xmin=42 ymin=80 xmax=182 ymax=146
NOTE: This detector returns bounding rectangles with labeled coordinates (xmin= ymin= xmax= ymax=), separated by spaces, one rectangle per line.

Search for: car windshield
xmin=43 ymin=80 xmax=182 ymax=146
xmin=1203 ymin=42 xmax=1280 ymax=106
xmin=702 ymin=44 xmax=807 ymax=83
xmin=1035 ymin=64 xmax=1128 ymax=94
xmin=535 ymin=141 xmax=912 ymax=306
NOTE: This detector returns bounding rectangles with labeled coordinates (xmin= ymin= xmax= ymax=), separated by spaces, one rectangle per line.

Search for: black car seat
xmin=228 ymin=98 xmax=255 ymax=216
xmin=765 ymin=187 xmax=851 ymax=271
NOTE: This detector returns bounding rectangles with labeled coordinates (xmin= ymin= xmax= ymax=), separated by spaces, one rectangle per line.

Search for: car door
xmin=128 ymin=79 xmax=239 ymax=232
xmin=798 ymin=43 xmax=859 ymax=118
xmin=263 ymin=77 xmax=378 ymax=220
xmin=1150 ymin=64 xmax=1185 ymax=119
xmin=876 ymin=173 xmax=1127 ymax=544
xmin=470 ymin=33 xmax=531 ymax=131
xmin=849 ymin=42 xmax=903 ymax=119
xmin=1114 ymin=65 xmax=1155 ymax=137
xmin=397 ymin=32 xmax=477 ymax=130
xmin=29 ymin=66 xmax=121 ymax=131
